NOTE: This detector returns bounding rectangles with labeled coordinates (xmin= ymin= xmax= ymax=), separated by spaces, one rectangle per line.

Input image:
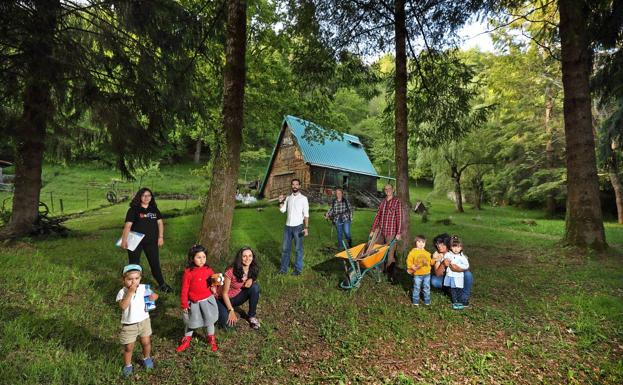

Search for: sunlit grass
xmin=0 ymin=178 xmax=622 ymax=384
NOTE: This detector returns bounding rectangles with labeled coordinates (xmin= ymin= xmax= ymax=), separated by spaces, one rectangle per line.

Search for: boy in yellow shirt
xmin=406 ymin=235 xmax=434 ymax=306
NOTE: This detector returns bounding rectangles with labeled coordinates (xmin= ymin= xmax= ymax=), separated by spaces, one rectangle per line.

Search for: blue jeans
xmin=431 ymin=270 xmax=473 ymax=305
xmin=216 ymin=282 xmax=260 ymax=328
xmin=412 ymin=274 xmax=431 ymax=304
xmin=335 ymin=219 xmax=352 ymax=250
xmin=451 ymin=287 xmax=467 ymax=304
xmin=462 ymin=271 xmax=473 ymax=304
xmin=281 ymin=224 xmax=304 ymax=273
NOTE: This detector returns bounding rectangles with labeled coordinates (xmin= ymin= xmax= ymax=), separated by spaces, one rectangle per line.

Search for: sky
xmin=458 ymin=19 xmax=496 ymax=52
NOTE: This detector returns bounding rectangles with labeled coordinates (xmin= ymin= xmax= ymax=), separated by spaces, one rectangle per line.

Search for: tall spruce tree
xmin=558 ymin=0 xmax=610 ymax=249
xmin=298 ymin=0 xmax=484 ymax=249
xmin=488 ymin=0 xmax=618 ymax=249
xmin=0 ymin=0 xmax=204 ymax=239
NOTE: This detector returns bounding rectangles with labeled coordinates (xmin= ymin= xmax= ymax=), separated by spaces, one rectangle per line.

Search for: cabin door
xmin=338 ymin=172 xmax=350 ymax=189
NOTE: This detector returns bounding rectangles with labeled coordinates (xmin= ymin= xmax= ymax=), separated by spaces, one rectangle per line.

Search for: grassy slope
xmin=0 ymin=184 xmax=622 ymax=384
xmin=0 ymin=161 xmax=267 ymax=217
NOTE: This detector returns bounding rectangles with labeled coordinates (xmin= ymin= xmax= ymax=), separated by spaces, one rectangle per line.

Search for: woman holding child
xmin=216 ymin=247 xmax=261 ymax=330
xmin=430 ymin=233 xmax=474 ymax=307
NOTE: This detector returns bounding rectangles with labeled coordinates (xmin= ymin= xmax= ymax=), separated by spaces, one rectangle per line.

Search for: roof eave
xmin=307 ymin=162 xmax=379 ymax=177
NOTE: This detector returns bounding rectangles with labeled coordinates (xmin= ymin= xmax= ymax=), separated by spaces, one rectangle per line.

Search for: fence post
xmin=49 ymin=191 xmax=54 ymax=212
xmin=59 ymin=199 xmax=64 ymax=214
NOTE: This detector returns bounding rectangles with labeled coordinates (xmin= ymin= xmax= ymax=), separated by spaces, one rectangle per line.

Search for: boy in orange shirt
xmin=406 ymin=235 xmax=434 ymax=306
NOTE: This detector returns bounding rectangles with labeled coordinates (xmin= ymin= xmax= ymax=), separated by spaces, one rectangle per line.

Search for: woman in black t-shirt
xmin=121 ymin=188 xmax=172 ymax=293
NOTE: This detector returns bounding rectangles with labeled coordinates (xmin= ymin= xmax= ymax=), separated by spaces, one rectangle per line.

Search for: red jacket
xmin=180 ymin=266 xmax=215 ymax=309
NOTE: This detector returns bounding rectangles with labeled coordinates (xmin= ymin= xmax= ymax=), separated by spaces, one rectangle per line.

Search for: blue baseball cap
xmin=122 ymin=264 xmax=142 ymax=274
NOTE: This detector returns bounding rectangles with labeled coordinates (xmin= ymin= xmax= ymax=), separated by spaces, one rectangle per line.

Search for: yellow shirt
xmin=406 ymin=248 xmax=433 ymax=275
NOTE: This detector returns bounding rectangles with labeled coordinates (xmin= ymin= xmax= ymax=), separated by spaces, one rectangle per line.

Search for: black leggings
xmin=128 ymin=241 xmax=165 ymax=286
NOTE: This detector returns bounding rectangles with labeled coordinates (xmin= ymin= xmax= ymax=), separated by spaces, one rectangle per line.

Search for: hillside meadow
xmin=0 ymin=179 xmax=622 ymax=384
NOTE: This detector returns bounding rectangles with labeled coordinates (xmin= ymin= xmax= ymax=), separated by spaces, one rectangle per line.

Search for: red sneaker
xmin=176 ymin=336 xmax=192 ymax=352
xmin=206 ymin=335 xmax=218 ymax=352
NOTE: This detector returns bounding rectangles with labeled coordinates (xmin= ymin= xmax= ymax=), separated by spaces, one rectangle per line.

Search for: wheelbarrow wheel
xmin=38 ymin=201 xmax=49 ymax=218
xmin=106 ymin=191 xmax=117 ymax=204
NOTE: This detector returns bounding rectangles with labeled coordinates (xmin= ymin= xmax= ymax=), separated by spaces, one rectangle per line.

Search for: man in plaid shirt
xmin=370 ymin=184 xmax=402 ymax=283
xmin=325 ymin=188 xmax=353 ymax=250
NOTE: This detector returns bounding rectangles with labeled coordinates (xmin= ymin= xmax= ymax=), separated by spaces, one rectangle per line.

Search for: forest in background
xmin=1 ymin=0 xmax=621 ymax=252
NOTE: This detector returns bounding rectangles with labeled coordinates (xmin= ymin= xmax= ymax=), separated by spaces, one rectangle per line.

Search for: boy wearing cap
xmin=117 ymin=264 xmax=158 ymax=376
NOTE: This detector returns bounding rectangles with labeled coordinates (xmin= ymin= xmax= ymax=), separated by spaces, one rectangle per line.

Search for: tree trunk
xmin=610 ymin=169 xmax=623 ymax=224
xmin=0 ymin=1 xmax=57 ymax=240
xmin=451 ymin=166 xmax=464 ymax=213
xmin=544 ymin=85 xmax=556 ymax=217
xmin=475 ymin=181 xmax=483 ymax=210
xmin=394 ymin=0 xmax=411 ymax=251
xmin=472 ymin=175 xmax=483 ymax=210
xmin=198 ymin=0 xmax=247 ymax=259
xmin=454 ymin=180 xmax=464 ymax=213
xmin=559 ymin=0 xmax=606 ymax=249
xmin=193 ymin=139 xmax=202 ymax=164
xmin=608 ymin=152 xmax=623 ymax=224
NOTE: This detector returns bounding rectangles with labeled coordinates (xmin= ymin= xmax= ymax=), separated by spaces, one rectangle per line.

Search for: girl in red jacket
xmin=176 ymin=244 xmax=219 ymax=352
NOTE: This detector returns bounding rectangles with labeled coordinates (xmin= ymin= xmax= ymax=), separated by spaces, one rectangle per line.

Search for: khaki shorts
xmin=119 ymin=318 xmax=152 ymax=345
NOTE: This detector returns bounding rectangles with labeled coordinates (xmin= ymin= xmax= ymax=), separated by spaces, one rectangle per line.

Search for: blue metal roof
xmin=284 ymin=115 xmax=379 ymax=177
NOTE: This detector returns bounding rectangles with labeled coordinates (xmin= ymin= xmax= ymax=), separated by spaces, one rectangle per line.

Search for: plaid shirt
xmin=371 ymin=197 xmax=402 ymax=236
xmin=326 ymin=198 xmax=353 ymax=223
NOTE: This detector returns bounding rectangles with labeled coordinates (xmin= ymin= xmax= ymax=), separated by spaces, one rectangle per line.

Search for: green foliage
xmin=0 ymin=0 xmax=386 ymax=189
xmin=596 ymin=100 xmax=623 ymax=171
xmin=407 ymin=50 xmax=490 ymax=148
xmin=468 ymin=43 xmax=565 ymax=207
xmin=0 ymin=1 xmax=208 ymax=179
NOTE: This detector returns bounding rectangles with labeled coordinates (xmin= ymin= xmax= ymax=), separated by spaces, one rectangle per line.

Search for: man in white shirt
xmin=278 ymin=178 xmax=309 ymax=275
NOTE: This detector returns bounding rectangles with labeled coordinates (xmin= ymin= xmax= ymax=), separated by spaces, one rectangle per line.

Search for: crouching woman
xmin=216 ymin=247 xmax=261 ymax=329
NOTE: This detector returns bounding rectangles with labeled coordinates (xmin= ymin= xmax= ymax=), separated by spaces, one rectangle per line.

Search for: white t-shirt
xmin=280 ymin=192 xmax=309 ymax=227
xmin=443 ymin=252 xmax=470 ymax=288
xmin=116 ymin=284 xmax=150 ymax=324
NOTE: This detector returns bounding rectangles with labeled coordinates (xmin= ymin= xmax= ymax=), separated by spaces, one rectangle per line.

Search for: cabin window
xmin=282 ymin=136 xmax=293 ymax=146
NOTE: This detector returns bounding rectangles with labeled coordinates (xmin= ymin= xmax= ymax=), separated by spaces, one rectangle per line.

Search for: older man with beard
xmin=370 ymin=184 xmax=402 ymax=284
xmin=277 ymin=178 xmax=309 ymax=276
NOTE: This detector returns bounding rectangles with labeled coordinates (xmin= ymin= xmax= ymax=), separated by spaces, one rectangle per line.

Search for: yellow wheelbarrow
xmin=334 ymin=238 xmax=396 ymax=290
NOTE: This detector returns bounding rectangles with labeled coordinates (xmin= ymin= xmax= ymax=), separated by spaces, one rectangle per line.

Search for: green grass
xmin=1 ymin=170 xmax=623 ymax=384
xmin=0 ymin=160 xmax=267 ymax=219
xmin=0 ymin=162 xmax=207 ymax=216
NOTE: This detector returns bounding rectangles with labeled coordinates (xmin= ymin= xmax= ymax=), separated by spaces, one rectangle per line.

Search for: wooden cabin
xmin=259 ymin=116 xmax=381 ymax=200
